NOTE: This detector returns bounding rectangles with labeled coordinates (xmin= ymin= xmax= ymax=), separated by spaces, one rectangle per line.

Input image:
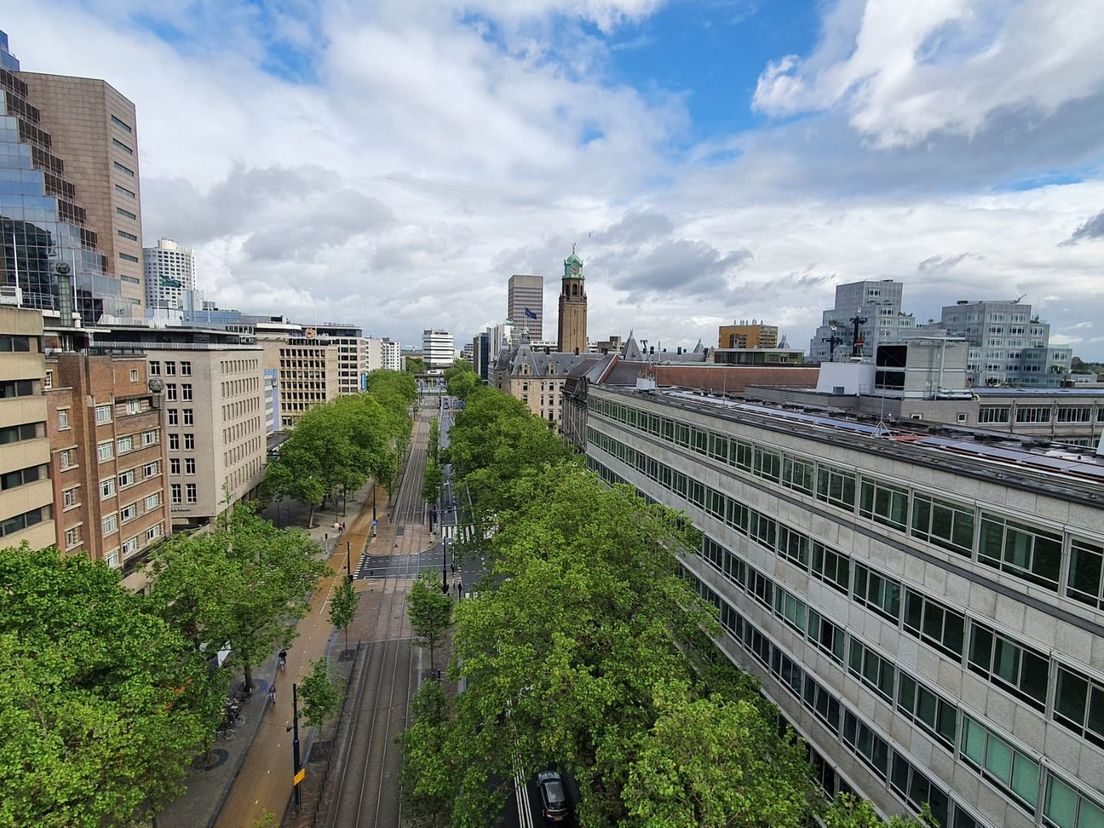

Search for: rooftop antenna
xmin=849 ymin=308 xmax=867 ymax=358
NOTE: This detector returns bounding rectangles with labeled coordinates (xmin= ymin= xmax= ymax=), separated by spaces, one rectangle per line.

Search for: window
xmin=859 ymin=478 xmax=909 ymax=530
xmin=112 ymin=137 xmax=133 ymax=154
xmin=120 ymin=502 xmax=138 ymax=522
xmin=0 ymin=506 xmax=48 ymax=538
xmin=774 ymin=587 xmax=807 ymax=633
xmin=62 ymin=487 xmax=79 ymax=508
xmin=168 ymin=409 xmax=179 ymax=426
xmin=116 ymin=435 xmax=134 ymax=454
xmin=166 ymin=383 xmax=177 ymax=401
xmin=110 ymin=114 xmax=132 ymax=133
xmin=122 ymin=536 xmax=140 ymax=557
xmin=843 ymin=711 xmax=890 ymax=779
xmin=57 ymin=408 xmax=71 ymax=430
xmin=118 ymin=469 xmax=135 ymax=488
xmin=0 ymin=464 xmax=44 ymax=491
xmin=979 ymin=514 xmax=1062 ymax=590
xmin=105 ymin=549 xmax=120 ymax=569
xmin=143 ymin=461 xmax=159 ymax=478
xmin=1057 ymin=407 xmax=1091 ymax=423
xmin=0 ymin=379 xmax=35 ymax=398
xmin=806 ymin=609 xmax=846 ymax=663
xmin=812 ymin=542 xmax=850 ymax=594
xmin=169 ymin=434 xmax=179 ymax=450
xmin=101 ymin=478 xmax=117 ymax=499
xmin=1016 ymin=406 xmax=1052 ymax=423
xmin=181 ymin=361 xmax=192 ymax=376
xmin=170 ymin=458 xmax=180 ymax=475
xmin=183 ymin=434 xmax=195 ymax=450
xmin=91 ymin=404 xmax=112 ymax=425
xmin=185 ymin=483 xmax=198 ymax=503
xmin=149 ymin=361 xmax=160 ymax=375
xmin=115 ymin=183 xmax=136 ymax=198
xmin=782 ymin=456 xmax=815 ymax=495
xmin=182 ymin=384 xmax=193 ymax=401
xmin=59 ymin=449 xmax=74 ymax=470
xmin=896 ymin=672 xmax=957 ymax=749
xmin=113 ymin=161 xmax=135 ymax=177
xmin=146 ymin=523 xmax=163 ymax=542
xmin=849 ymin=638 xmax=896 ymax=701
xmin=118 ymin=229 xmax=138 ymax=242
xmin=144 ymin=492 xmax=161 ymax=511
xmin=163 ymin=361 xmax=176 ymax=376
xmin=1067 ymin=539 xmax=1104 ymax=610
xmin=102 ymin=513 xmax=118 ymax=535
xmin=816 ymin=465 xmax=856 ymax=509
xmin=903 ymin=590 xmax=965 ymax=658
xmin=778 ymin=525 xmax=810 ymax=568
xmin=980 ymin=406 xmax=1011 ymax=423
xmin=119 ymin=252 xmax=139 ymax=263
xmin=125 ymin=399 xmax=140 ymax=415
xmin=968 ymin=622 xmax=1049 ymax=710
xmin=182 ymin=408 xmax=194 ymax=425
xmin=731 ymin=438 xmax=753 ymax=471
xmin=65 ymin=526 xmax=81 ymax=549
xmin=130 ymin=370 xmax=139 ymax=384
xmin=143 ymin=430 xmax=158 ymax=446
xmin=97 ymin=441 xmax=114 ymax=462
xmin=1054 ymin=666 xmax=1104 ymax=748
xmin=852 ymin=563 xmax=901 ymax=621
xmin=911 ymin=493 xmax=974 ymax=555
xmin=803 ymin=675 xmax=841 ymax=733
xmin=753 ymin=447 xmax=781 ymax=481
xmin=0 ymin=334 xmax=31 ymax=351
xmin=961 ymin=716 xmax=1039 ymax=812
xmin=185 ymin=458 xmax=196 ymax=474
xmin=1045 ymin=775 xmax=1104 ymax=828
xmin=170 ymin=484 xmax=182 ymax=504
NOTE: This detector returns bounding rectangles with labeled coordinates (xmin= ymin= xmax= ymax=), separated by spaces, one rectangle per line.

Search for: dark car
xmin=537 ymin=770 xmax=569 ymax=822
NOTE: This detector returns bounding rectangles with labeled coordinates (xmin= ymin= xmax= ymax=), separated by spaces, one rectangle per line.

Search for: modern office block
xmin=422 ymin=329 xmax=454 ymax=369
xmin=578 ymin=385 xmax=1104 ymax=828
xmin=810 ymin=280 xmax=914 ymax=363
xmin=380 ymin=338 xmax=401 ymax=372
xmin=0 ymin=306 xmax=54 ymax=548
xmin=508 ymin=274 xmax=543 ymax=342
xmin=143 ymin=238 xmax=195 ymax=310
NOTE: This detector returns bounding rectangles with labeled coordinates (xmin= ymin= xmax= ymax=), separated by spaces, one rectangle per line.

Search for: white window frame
xmin=118 ymin=469 xmax=136 ymax=488
xmin=95 ymin=404 xmax=112 ymax=424
xmin=101 ymin=478 xmax=116 ymax=499
xmin=97 ymin=441 xmax=113 ymax=462
xmin=102 ymin=513 xmax=118 ymax=535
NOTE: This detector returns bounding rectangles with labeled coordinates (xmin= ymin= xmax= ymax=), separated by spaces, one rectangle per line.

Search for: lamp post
xmin=346 ymin=540 xmax=352 ymax=583
xmin=442 ymin=533 xmax=449 ymax=594
xmin=288 ymin=683 xmax=302 ymax=812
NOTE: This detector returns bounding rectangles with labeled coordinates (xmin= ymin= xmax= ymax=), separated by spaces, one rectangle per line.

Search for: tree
xmin=422 ymin=459 xmax=442 ymax=507
xmin=405 ymin=355 xmax=426 ymax=374
xmin=148 ymin=506 xmax=330 ymax=692
xmin=329 ymin=575 xmax=359 ymax=654
xmin=0 ymin=545 xmax=215 ymax=827
xmin=299 ymin=658 xmax=341 ymax=729
xmin=444 ymin=362 xmax=480 ymax=400
xmin=824 ymin=794 xmax=937 ymax=827
xmin=408 ymin=572 xmax=453 ymax=671
xmin=399 ymin=681 xmax=453 ymax=827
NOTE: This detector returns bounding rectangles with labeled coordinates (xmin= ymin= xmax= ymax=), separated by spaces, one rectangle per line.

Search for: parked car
xmin=536 ymin=770 xmax=569 ymax=822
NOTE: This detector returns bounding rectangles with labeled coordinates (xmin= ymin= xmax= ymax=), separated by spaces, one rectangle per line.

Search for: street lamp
xmin=286 ymin=683 xmax=303 ymax=812
xmin=442 ymin=533 xmax=449 ymax=594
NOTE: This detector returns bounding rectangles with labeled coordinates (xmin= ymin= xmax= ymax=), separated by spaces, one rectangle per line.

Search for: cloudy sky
xmin=10 ymin=1 xmax=1104 ymax=357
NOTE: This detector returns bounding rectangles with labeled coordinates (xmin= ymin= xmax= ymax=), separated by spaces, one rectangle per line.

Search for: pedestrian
xmin=278 ymin=649 xmax=288 ymax=671
xmin=456 ymin=579 xmax=463 ymax=599
xmin=268 ymin=683 xmax=277 ymax=707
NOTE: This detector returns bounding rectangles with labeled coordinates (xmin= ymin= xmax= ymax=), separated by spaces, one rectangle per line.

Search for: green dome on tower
xmin=563 ymin=248 xmax=584 ymax=280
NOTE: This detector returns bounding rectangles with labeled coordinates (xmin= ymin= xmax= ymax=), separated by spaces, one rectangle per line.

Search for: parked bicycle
xmin=215 ymin=725 xmax=237 ymax=741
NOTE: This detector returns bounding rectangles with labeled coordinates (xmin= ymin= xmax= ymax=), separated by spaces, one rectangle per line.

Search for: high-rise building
xmin=557 ymin=250 xmax=587 ymax=355
xmin=938 ymin=299 xmax=1073 ymax=387
xmin=0 ymin=306 xmax=55 ymax=549
xmin=809 ymin=280 xmax=914 ymax=363
xmin=0 ymin=33 xmax=133 ymax=323
xmin=143 ymin=238 xmax=195 ymax=310
xmin=575 ymin=383 xmax=1104 ymax=828
xmin=46 ymin=351 xmax=169 ymax=570
xmin=380 ymin=338 xmax=401 ymax=372
xmin=508 ymin=274 xmax=543 ymax=342
xmin=311 ymin=323 xmax=369 ymax=395
xmin=21 ymin=66 xmax=145 ymax=315
xmin=422 ymin=329 xmax=454 ymax=370
xmin=719 ymin=321 xmax=778 ymax=349
xmin=472 ymin=332 xmax=490 ymax=383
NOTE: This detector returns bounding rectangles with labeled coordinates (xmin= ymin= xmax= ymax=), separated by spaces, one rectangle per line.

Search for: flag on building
xmin=524 ymin=307 xmax=538 ymax=320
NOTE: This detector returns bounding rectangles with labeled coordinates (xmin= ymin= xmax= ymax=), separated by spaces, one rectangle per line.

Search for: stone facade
xmin=557 ymin=251 xmax=587 ymax=355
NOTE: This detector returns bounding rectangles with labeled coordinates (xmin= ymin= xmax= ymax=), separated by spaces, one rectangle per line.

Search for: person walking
xmin=267 ymin=683 xmax=277 ymax=708
xmin=278 ymin=649 xmax=288 ymax=671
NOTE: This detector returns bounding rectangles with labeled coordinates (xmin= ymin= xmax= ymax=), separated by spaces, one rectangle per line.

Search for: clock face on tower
xmin=571 ymin=263 xmax=580 ymax=275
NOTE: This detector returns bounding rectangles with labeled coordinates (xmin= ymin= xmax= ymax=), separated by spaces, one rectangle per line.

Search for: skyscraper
xmin=809 ymin=280 xmax=914 ymax=362
xmin=508 ymin=274 xmax=543 ymax=341
xmin=0 ymin=33 xmax=132 ymax=322
xmin=21 ymin=67 xmax=145 ymax=315
xmin=143 ymin=238 xmax=195 ymax=310
xmin=557 ymin=250 xmax=587 ymax=355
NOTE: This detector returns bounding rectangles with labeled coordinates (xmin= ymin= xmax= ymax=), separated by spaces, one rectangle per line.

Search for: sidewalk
xmin=157 ymin=480 xmax=379 ymax=828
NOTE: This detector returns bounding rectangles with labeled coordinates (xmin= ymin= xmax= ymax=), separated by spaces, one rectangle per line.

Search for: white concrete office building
xmin=143 ymin=238 xmax=196 ymax=310
xmin=580 ymin=386 xmax=1104 ymax=828
xmin=422 ymin=329 xmax=454 ymax=369
xmin=380 ymin=338 xmax=401 ymax=372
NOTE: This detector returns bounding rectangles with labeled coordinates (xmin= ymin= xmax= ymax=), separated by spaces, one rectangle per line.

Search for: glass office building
xmin=0 ymin=32 xmax=129 ymax=323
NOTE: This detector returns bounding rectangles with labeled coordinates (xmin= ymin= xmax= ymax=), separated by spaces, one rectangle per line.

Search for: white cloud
xmin=753 ymin=0 xmax=1104 ymax=148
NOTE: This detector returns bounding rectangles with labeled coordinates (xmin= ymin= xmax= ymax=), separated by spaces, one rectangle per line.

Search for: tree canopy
xmin=408 ymin=572 xmax=453 ymax=671
xmin=443 ymin=362 xmax=480 ymax=400
xmin=0 ymin=545 xmax=215 ymax=827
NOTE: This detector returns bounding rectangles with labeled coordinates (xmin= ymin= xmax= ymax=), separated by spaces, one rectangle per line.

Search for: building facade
xmin=581 ymin=385 xmax=1104 ymax=828
xmin=46 ymin=351 xmax=168 ymax=569
xmin=508 ymin=273 xmax=543 ymax=342
xmin=263 ymin=368 xmax=280 ymax=435
xmin=260 ymin=337 xmax=339 ymax=430
xmin=810 ymin=280 xmax=915 ymax=363
xmin=21 ymin=69 xmax=145 ymax=316
xmin=422 ymin=329 xmax=454 ymax=370
xmin=380 ymin=338 xmax=401 ymax=372
xmin=143 ymin=238 xmax=195 ymax=310
xmin=472 ymin=332 xmax=490 ymax=383
xmin=494 ymin=342 xmax=596 ymax=425
xmin=557 ymin=251 xmax=587 ymax=355
xmin=719 ymin=321 xmax=779 ymax=349
xmin=0 ymin=306 xmax=54 ymax=548
xmin=311 ymin=323 xmax=368 ymax=395
xmin=939 ymin=300 xmax=1073 ymax=388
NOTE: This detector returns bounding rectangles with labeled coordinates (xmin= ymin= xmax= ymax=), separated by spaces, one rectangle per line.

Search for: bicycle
xmin=278 ymin=649 xmax=288 ymax=672
xmin=216 ymin=725 xmax=237 ymax=741
xmin=225 ymin=710 xmax=246 ymax=727
xmin=268 ymin=685 xmax=277 ymax=707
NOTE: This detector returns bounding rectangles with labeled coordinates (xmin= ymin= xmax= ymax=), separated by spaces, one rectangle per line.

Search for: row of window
xmin=170 ymin=482 xmax=199 ymax=505
xmin=687 ymin=573 xmax=981 ymax=828
xmin=587 ymin=399 xmax=1104 ymax=609
xmin=149 ymin=360 xmax=192 ymax=376
xmin=102 ymin=492 xmax=162 ymax=537
xmin=167 ymin=408 xmax=194 ymax=426
xmin=0 ymin=421 xmax=41 ymax=445
xmin=165 ymin=383 xmax=194 ymax=402
xmin=105 ymin=522 xmax=164 ymax=569
xmin=0 ymin=334 xmax=33 ymax=352
xmin=97 ymin=430 xmax=159 ymax=461
xmin=0 ymin=505 xmax=50 ymax=538
xmin=588 ymin=429 xmax=1104 ymax=751
xmin=0 ymin=378 xmax=36 ymax=398
xmin=0 ymin=463 xmax=46 ymax=493
xmin=100 ymin=461 xmax=160 ymax=500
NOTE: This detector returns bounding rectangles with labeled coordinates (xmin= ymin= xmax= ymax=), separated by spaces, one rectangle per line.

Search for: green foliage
xmin=299 ymin=658 xmax=341 ymax=729
xmin=0 ymin=545 xmax=215 ymax=827
xmin=408 ymin=572 xmax=453 ymax=671
xmin=428 ymin=417 xmax=439 ymax=462
xmin=399 ymin=681 xmax=453 ymax=827
xmin=405 ymin=355 xmax=426 ymax=374
xmin=422 ymin=459 xmax=443 ymax=506
xmin=147 ymin=505 xmax=329 ymax=691
xmin=444 ymin=362 xmax=480 ymax=399
xmin=824 ymin=794 xmax=938 ymax=827
xmin=329 ymin=576 xmax=359 ymax=651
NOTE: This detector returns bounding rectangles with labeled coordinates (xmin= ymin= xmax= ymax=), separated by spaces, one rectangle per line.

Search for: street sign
xmin=293 ymin=768 xmax=306 ymax=786
xmin=372 ymin=519 xmax=378 ymax=528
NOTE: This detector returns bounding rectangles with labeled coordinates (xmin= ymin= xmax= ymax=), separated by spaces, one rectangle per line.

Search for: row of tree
xmin=400 ymin=384 xmax=932 ymax=827
xmin=0 ymin=507 xmax=331 ymax=827
xmin=264 ymin=371 xmax=417 ymax=525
